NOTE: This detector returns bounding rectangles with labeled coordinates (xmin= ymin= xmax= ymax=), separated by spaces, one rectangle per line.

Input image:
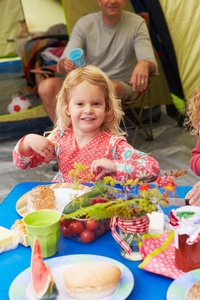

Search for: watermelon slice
xmin=31 ymin=237 xmax=58 ymax=299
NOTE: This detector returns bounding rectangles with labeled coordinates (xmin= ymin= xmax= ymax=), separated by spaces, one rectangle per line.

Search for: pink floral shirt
xmin=13 ymin=130 xmax=160 ymax=183
xmin=190 ymin=137 xmax=200 ymax=176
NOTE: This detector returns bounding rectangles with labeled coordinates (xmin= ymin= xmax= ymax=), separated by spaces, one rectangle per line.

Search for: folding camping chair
xmin=122 ymin=12 xmax=158 ymax=146
xmin=122 ymin=75 xmax=156 ymax=146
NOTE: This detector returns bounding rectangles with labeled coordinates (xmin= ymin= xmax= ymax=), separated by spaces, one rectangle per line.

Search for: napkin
xmin=53 ymin=188 xmax=85 ymax=214
xmin=138 ymin=232 xmax=185 ymax=279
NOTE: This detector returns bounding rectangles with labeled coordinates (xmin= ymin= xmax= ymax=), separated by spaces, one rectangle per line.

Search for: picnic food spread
xmin=63 ymin=261 xmax=121 ymax=299
xmin=6 ymin=168 xmax=200 ymax=300
xmin=26 ymin=185 xmax=56 ymax=211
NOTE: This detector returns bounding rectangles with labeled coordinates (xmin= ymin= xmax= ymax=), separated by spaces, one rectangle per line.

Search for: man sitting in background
xmin=38 ymin=0 xmax=157 ymax=123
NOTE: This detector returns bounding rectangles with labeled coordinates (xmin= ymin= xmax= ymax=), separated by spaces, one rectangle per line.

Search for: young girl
xmin=13 ymin=65 xmax=160 ymax=183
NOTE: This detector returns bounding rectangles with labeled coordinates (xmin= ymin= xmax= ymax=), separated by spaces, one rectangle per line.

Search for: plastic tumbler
xmin=24 ymin=209 xmax=61 ymax=258
xmin=67 ymin=48 xmax=85 ymax=67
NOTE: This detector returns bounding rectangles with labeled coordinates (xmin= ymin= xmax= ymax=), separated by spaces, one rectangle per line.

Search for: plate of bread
xmin=9 ymin=254 xmax=134 ymax=300
xmin=167 ymin=268 xmax=200 ymax=300
xmin=16 ymin=183 xmax=91 ymax=217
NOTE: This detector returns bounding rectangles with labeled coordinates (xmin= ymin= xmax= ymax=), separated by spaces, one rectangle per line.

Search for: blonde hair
xmin=184 ymin=84 xmax=200 ymax=135
xmin=55 ymin=65 xmax=125 ymax=135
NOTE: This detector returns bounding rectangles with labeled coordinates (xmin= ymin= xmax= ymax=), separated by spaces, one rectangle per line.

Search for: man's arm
xmin=57 ymin=17 xmax=85 ymax=75
xmin=130 ymin=60 xmax=156 ymax=92
xmin=130 ymin=15 xmax=157 ymax=92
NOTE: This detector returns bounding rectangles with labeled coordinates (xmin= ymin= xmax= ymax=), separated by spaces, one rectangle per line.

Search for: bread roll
xmin=186 ymin=281 xmax=200 ymax=300
xmin=26 ymin=185 xmax=56 ymax=211
xmin=63 ymin=261 xmax=121 ymax=299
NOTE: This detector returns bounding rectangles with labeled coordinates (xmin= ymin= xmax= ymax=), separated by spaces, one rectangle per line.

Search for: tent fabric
xmin=21 ymin=0 xmax=65 ymax=33
xmin=0 ymin=117 xmax=52 ymax=143
xmin=0 ymin=0 xmax=66 ymax=59
xmin=0 ymin=0 xmax=24 ymax=58
xmin=159 ymin=0 xmax=200 ymax=99
xmin=0 ymin=104 xmax=47 ymax=123
xmin=131 ymin=0 xmax=184 ymax=101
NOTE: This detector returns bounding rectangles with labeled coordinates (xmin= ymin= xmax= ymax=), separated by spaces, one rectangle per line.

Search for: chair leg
xmin=125 ymin=115 xmax=147 ymax=140
xmin=124 ymin=89 xmax=154 ymax=145
xmin=146 ymin=88 xmax=153 ymax=141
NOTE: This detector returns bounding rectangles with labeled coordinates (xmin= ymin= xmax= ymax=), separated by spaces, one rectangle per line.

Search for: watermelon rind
xmin=31 ymin=237 xmax=58 ymax=299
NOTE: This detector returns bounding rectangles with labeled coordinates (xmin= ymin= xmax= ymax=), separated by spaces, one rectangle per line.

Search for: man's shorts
xmin=120 ymin=82 xmax=139 ymax=103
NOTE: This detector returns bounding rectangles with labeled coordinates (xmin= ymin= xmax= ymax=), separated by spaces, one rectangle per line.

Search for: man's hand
xmin=90 ymin=158 xmax=116 ymax=181
xmin=130 ymin=60 xmax=149 ymax=92
xmin=19 ymin=134 xmax=55 ymax=158
xmin=188 ymin=181 xmax=200 ymax=206
xmin=58 ymin=57 xmax=77 ymax=75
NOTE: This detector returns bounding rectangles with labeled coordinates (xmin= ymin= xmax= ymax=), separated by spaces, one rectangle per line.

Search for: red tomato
xmin=62 ymin=226 xmax=72 ymax=238
xmin=60 ymin=218 xmax=70 ymax=227
xmin=86 ymin=219 xmax=99 ymax=231
xmin=95 ymin=223 xmax=105 ymax=237
xmin=80 ymin=229 xmax=95 ymax=244
xmin=69 ymin=220 xmax=85 ymax=235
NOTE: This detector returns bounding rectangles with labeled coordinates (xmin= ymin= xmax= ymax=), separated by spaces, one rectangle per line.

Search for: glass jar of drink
xmin=171 ymin=206 xmax=200 ymax=272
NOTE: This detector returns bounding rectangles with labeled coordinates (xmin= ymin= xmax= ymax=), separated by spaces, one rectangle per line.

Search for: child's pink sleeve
xmin=13 ymin=136 xmax=55 ymax=170
xmin=109 ymin=137 xmax=160 ymax=182
xmin=190 ymin=137 xmax=200 ymax=176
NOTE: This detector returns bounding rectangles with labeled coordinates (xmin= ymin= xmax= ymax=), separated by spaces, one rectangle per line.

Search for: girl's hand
xmin=188 ymin=181 xmax=200 ymax=206
xmin=19 ymin=134 xmax=55 ymax=158
xmin=91 ymin=159 xmax=116 ymax=181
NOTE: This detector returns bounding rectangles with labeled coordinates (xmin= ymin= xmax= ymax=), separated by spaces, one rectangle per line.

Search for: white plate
xmin=16 ymin=183 xmax=91 ymax=217
xmin=9 ymin=254 xmax=134 ymax=300
xmin=167 ymin=268 xmax=200 ymax=300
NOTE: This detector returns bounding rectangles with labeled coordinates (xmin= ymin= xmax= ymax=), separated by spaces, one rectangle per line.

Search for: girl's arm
xmin=190 ymin=137 xmax=200 ymax=176
xmin=90 ymin=159 xmax=117 ymax=181
xmin=13 ymin=134 xmax=56 ymax=169
xmin=109 ymin=138 xmax=160 ymax=182
xmin=90 ymin=137 xmax=160 ymax=182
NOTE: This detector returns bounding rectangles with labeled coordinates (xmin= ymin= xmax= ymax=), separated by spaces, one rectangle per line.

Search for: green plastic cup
xmin=24 ymin=209 xmax=61 ymax=258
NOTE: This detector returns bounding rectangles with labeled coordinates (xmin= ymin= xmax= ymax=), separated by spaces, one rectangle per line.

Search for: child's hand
xmin=188 ymin=181 xmax=200 ymax=206
xmin=91 ymin=158 xmax=116 ymax=181
xmin=20 ymin=134 xmax=55 ymax=158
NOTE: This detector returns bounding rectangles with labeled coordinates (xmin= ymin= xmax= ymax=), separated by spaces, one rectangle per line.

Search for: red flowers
xmin=156 ymin=169 xmax=187 ymax=197
xmin=91 ymin=197 xmax=109 ymax=204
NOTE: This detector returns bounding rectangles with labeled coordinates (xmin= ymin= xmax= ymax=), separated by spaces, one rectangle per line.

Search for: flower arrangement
xmin=62 ymin=164 xmax=187 ymax=220
xmin=62 ymin=164 xmax=187 ymax=258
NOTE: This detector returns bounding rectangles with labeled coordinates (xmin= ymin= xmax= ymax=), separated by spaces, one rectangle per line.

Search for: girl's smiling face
xmin=66 ymin=80 xmax=107 ymax=137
